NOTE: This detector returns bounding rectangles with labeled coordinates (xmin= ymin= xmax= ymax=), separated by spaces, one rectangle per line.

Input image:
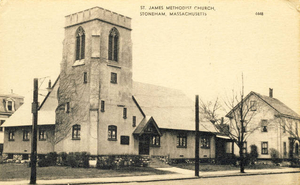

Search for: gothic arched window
xmin=75 ymin=27 xmax=85 ymax=60
xmin=108 ymin=28 xmax=119 ymax=62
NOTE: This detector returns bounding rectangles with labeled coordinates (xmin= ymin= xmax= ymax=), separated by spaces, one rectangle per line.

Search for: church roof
xmin=133 ymin=81 xmax=218 ymax=133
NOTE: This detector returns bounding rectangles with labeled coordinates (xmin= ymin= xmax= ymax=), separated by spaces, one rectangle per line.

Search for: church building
xmin=2 ymin=7 xmax=233 ymax=161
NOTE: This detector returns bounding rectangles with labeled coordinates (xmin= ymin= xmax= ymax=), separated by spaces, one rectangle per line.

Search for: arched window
xmin=108 ymin=28 xmax=119 ymax=62
xmin=72 ymin=124 xmax=81 ymax=140
xmin=108 ymin=125 xmax=117 ymax=141
xmin=75 ymin=27 xmax=85 ymax=60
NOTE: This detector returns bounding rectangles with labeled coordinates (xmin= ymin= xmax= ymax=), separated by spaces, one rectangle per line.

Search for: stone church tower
xmin=56 ymin=7 xmax=141 ymax=155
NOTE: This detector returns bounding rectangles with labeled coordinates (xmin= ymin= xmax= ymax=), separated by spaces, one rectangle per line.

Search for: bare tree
xmin=200 ymin=87 xmax=262 ymax=173
xmin=276 ymin=116 xmax=300 ymax=159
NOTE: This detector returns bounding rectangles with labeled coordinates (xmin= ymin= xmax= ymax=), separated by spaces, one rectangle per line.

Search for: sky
xmin=0 ymin=0 xmax=299 ymax=114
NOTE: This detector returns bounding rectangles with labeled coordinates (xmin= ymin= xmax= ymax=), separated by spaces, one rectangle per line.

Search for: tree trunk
xmin=239 ymin=145 xmax=245 ymax=173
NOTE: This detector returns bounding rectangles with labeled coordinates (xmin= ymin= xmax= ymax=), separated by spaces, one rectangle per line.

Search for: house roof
xmin=133 ymin=81 xmax=218 ymax=133
xmin=2 ymin=77 xmax=59 ymax=127
xmin=226 ymin=91 xmax=300 ymax=119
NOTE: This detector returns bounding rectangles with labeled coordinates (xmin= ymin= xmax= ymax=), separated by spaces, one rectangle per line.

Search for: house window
xmin=111 ymin=72 xmax=117 ymax=84
xmin=8 ymin=131 xmax=15 ymax=141
xmin=101 ymin=100 xmax=105 ymax=112
xmin=108 ymin=125 xmax=117 ymax=141
xmin=120 ymin=136 xmax=129 ymax=145
xmin=7 ymin=101 xmax=13 ymax=111
xmin=261 ymin=142 xmax=268 ymax=154
xmin=242 ymin=142 xmax=247 ymax=154
xmin=108 ymin=28 xmax=119 ymax=62
xmin=177 ymin=133 xmax=187 ymax=148
xmin=151 ymin=135 xmax=160 ymax=146
xmin=123 ymin=108 xmax=127 ymax=119
xmin=75 ymin=26 xmax=85 ymax=60
xmin=23 ymin=130 xmax=30 ymax=141
xmin=261 ymin=120 xmax=268 ymax=132
xmin=132 ymin=116 xmax=136 ymax=127
xmin=0 ymin=120 xmax=4 ymax=132
xmin=201 ymin=136 xmax=210 ymax=149
xmin=72 ymin=124 xmax=81 ymax=140
xmin=65 ymin=102 xmax=70 ymax=113
xmin=39 ymin=130 xmax=46 ymax=141
xmin=8 ymin=154 xmax=13 ymax=159
xmin=22 ymin=154 xmax=29 ymax=160
xmin=250 ymin=101 xmax=257 ymax=111
xmin=83 ymin=72 xmax=87 ymax=83
xmin=283 ymin=142 xmax=287 ymax=157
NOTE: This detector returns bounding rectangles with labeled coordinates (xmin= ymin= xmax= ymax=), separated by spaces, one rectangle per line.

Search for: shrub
xmin=250 ymin=145 xmax=258 ymax=165
xmin=270 ymin=148 xmax=282 ymax=164
xmin=37 ymin=152 xmax=57 ymax=167
xmin=217 ymin=153 xmax=237 ymax=165
xmin=59 ymin=152 xmax=68 ymax=166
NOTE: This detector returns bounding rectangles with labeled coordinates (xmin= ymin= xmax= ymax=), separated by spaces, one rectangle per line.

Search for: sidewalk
xmin=1 ymin=167 xmax=299 ymax=185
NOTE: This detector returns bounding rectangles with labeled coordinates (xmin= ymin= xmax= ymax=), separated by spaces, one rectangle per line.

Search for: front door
xmin=139 ymin=135 xmax=150 ymax=155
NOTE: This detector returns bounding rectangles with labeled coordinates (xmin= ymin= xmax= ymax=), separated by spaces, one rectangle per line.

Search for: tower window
xmin=83 ymin=72 xmax=87 ymax=83
xmin=111 ymin=72 xmax=117 ymax=84
xmin=101 ymin=100 xmax=105 ymax=112
xmin=108 ymin=125 xmax=117 ymax=141
xmin=72 ymin=124 xmax=81 ymax=140
xmin=65 ymin=102 xmax=70 ymax=113
xmin=123 ymin=108 xmax=127 ymax=119
xmin=75 ymin=27 xmax=85 ymax=60
xmin=108 ymin=28 xmax=119 ymax=62
xmin=132 ymin=116 xmax=136 ymax=127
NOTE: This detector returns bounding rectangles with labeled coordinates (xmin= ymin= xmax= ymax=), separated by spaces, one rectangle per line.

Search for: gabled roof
xmin=133 ymin=81 xmax=218 ymax=133
xmin=226 ymin=91 xmax=300 ymax=120
xmin=133 ymin=116 xmax=161 ymax=136
xmin=2 ymin=76 xmax=60 ymax=127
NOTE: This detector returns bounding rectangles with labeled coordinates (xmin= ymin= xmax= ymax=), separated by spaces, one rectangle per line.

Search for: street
xmin=99 ymin=173 xmax=300 ymax=185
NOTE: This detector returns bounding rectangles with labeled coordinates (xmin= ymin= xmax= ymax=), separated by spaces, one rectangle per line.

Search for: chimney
xmin=269 ymin=88 xmax=273 ymax=98
xmin=46 ymin=80 xmax=52 ymax=92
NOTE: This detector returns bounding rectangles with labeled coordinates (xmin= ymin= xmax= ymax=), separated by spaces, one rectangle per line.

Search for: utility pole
xmin=30 ymin=78 xmax=38 ymax=184
xmin=195 ymin=95 xmax=199 ymax=176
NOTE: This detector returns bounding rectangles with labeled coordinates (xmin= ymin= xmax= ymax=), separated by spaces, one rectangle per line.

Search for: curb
xmin=1 ymin=170 xmax=300 ymax=185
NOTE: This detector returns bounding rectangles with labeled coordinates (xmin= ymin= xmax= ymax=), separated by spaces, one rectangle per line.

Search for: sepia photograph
xmin=0 ymin=0 xmax=299 ymax=184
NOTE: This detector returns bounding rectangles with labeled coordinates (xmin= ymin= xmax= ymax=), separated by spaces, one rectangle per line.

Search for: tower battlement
xmin=65 ymin=7 xmax=131 ymax=29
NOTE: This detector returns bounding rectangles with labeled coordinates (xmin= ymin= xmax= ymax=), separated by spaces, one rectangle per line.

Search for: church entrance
xmin=139 ymin=135 xmax=150 ymax=155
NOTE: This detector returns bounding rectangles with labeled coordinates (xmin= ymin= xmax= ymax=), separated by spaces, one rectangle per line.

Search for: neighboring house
xmin=2 ymin=79 xmax=59 ymax=160
xmin=226 ymin=89 xmax=300 ymax=160
xmin=0 ymin=92 xmax=24 ymax=155
xmin=2 ymin=7 xmax=233 ymax=161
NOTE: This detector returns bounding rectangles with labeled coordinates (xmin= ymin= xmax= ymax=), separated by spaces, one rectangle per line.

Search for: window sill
xmin=177 ymin=146 xmax=187 ymax=148
xmin=8 ymin=139 xmax=15 ymax=141
xmin=39 ymin=139 xmax=46 ymax=141
xmin=72 ymin=138 xmax=81 ymax=140
xmin=108 ymin=138 xmax=117 ymax=141
xmin=23 ymin=139 xmax=30 ymax=142
xmin=201 ymin=147 xmax=210 ymax=149
xmin=110 ymin=81 xmax=117 ymax=84
xmin=261 ymin=153 xmax=268 ymax=155
xmin=73 ymin=59 xmax=85 ymax=67
xmin=150 ymin=145 xmax=160 ymax=147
